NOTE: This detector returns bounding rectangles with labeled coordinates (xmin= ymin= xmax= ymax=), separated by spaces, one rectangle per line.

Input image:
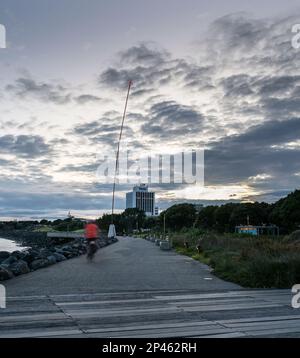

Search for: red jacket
xmin=85 ymin=223 xmax=99 ymax=240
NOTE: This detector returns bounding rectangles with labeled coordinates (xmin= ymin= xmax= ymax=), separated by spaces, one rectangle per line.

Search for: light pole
xmin=108 ymin=80 xmax=132 ymax=239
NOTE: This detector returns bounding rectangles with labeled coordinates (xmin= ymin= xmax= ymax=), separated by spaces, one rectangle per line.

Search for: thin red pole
xmin=111 ymin=80 xmax=132 ymax=224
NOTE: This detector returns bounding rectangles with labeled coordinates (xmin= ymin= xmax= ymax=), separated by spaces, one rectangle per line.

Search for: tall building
xmin=126 ymin=184 xmax=155 ymax=216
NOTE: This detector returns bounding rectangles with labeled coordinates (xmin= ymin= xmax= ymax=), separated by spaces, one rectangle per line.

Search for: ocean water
xmin=0 ymin=238 xmax=28 ymax=253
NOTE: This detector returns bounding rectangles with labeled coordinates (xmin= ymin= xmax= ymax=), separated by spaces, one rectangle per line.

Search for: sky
xmin=0 ymin=0 xmax=300 ymax=220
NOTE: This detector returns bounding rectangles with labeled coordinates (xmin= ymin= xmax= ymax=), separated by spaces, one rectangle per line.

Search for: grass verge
xmin=171 ymin=228 xmax=300 ymax=289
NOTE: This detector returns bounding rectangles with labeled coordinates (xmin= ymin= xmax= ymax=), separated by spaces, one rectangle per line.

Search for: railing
xmin=47 ymin=232 xmax=84 ymax=239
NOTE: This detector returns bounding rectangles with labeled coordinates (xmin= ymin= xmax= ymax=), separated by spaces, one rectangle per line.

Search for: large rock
xmin=30 ymin=259 xmax=50 ymax=271
xmin=39 ymin=248 xmax=53 ymax=259
xmin=22 ymin=249 xmax=39 ymax=264
xmin=53 ymin=252 xmax=66 ymax=262
xmin=11 ymin=251 xmax=24 ymax=260
xmin=1 ymin=255 xmax=18 ymax=266
xmin=9 ymin=260 xmax=30 ymax=276
xmin=0 ymin=251 xmax=10 ymax=262
xmin=0 ymin=266 xmax=14 ymax=281
xmin=46 ymin=255 xmax=57 ymax=265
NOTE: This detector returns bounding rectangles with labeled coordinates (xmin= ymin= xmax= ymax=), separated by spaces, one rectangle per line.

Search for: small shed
xmin=235 ymin=225 xmax=279 ymax=236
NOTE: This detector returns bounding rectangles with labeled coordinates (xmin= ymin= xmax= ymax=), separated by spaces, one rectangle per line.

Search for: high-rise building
xmin=126 ymin=184 xmax=155 ymax=216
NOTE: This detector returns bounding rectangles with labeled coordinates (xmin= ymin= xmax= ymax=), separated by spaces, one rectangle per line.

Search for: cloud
xmin=6 ymin=77 xmax=72 ymax=105
xmin=6 ymin=77 xmax=104 ymax=106
xmin=99 ymin=42 xmax=212 ymax=94
xmin=2 ymin=12 xmax=300 ymax=217
xmin=141 ymin=100 xmax=204 ymax=139
xmin=118 ymin=43 xmax=169 ymax=66
xmin=72 ymin=118 xmax=135 ymax=148
xmin=0 ymin=134 xmax=51 ymax=158
xmin=220 ymin=74 xmax=254 ymax=97
xmin=205 ymin=118 xmax=300 ymax=190
xmin=74 ymin=94 xmax=103 ymax=104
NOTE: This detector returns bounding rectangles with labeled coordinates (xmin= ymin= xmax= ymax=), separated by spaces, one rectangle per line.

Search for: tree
xmin=215 ymin=203 xmax=238 ymax=232
xmin=161 ymin=203 xmax=196 ymax=231
xmin=229 ymin=202 xmax=271 ymax=229
xmin=269 ymin=190 xmax=300 ymax=233
xmin=194 ymin=205 xmax=217 ymax=230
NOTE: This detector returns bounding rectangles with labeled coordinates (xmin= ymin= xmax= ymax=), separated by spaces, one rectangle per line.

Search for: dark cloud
xmin=74 ymin=94 xmax=103 ymax=104
xmin=0 ymin=190 xmax=113 ymax=211
xmin=6 ymin=78 xmax=72 ymax=105
xmin=6 ymin=77 xmax=104 ymax=106
xmin=0 ymin=134 xmax=51 ymax=157
xmin=141 ymin=100 xmax=204 ymax=138
xmin=207 ymin=13 xmax=268 ymax=53
xmin=220 ymin=74 xmax=254 ymax=97
xmin=72 ymin=118 xmax=135 ymax=148
xmin=257 ymin=76 xmax=300 ymax=95
xmin=99 ymin=43 xmax=213 ymax=94
xmin=118 ymin=43 xmax=169 ymax=66
xmin=205 ymin=118 xmax=300 ymax=186
xmin=261 ymin=97 xmax=300 ymax=117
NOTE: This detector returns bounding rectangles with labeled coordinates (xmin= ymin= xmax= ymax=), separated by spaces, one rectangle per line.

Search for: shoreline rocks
xmin=0 ymin=236 xmax=118 ymax=282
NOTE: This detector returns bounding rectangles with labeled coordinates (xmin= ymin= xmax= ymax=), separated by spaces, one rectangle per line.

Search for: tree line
xmin=1 ymin=190 xmax=299 ymax=235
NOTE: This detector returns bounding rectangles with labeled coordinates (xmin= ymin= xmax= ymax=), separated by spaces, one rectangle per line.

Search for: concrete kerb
xmin=160 ymin=240 xmax=172 ymax=251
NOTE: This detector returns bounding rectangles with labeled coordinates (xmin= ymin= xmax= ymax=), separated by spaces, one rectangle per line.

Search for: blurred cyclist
xmin=84 ymin=220 xmax=100 ymax=261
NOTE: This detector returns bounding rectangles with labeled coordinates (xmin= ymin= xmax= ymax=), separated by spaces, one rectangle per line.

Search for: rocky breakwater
xmin=0 ymin=236 xmax=118 ymax=281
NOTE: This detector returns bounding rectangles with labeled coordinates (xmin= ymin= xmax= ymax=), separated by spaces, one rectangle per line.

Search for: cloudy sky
xmin=0 ymin=0 xmax=300 ymax=219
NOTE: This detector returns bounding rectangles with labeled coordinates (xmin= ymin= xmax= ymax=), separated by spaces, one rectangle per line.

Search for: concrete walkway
xmin=4 ymin=236 xmax=240 ymax=296
xmin=2 ymin=237 xmax=300 ymax=338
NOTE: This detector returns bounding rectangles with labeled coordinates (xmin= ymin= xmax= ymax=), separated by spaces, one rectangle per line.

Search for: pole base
xmin=108 ymin=224 xmax=116 ymax=239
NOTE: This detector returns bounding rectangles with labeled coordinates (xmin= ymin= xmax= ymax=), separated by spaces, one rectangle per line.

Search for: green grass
xmin=171 ymin=229 xmax=300 ymax=288
xmin=33 ymin=225 xmax=55 ymax=232
xmin=175 ymin=247 xmax=211 ymax=265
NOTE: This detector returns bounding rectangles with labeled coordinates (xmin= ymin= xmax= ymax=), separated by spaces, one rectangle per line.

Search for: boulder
xmin=0 ymin=266 xmax=14 ymax=281
xmin=62 ymin=245 xmax=72 ymax=252
xmin=54 ymin=248 xmax=65 ymax=255
xmin=39 ymin=248 xmax=53 ymax=258
xmin=46 ymin=255 xmax=57 ymax=265
xmin=1 ymin=255 xmax=18 ymax=266
xmin=30 ymin=259 xmax=50 ymax=271
xmin=0 ymin=251 xmax=10 ymax=262
xmin=11 ymin=251 xmax=24 ymax=260
xmin=22 ymin=249 xmax=39 ymax=264
xmin=52 ymin=253 xmax=66 ymax=262
xmin=9 ymin=260 xmax=30 ymax=276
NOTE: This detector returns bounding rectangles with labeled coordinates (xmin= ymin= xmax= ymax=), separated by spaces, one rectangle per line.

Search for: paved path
xmin=3 ymin=236 xmax=240 ymax=296
xmin=1 ymin=237 xmax=300 ymax=337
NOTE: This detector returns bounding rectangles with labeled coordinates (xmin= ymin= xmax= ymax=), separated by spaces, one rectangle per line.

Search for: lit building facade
xmin=126 ymin=184 xmax=155 ymax=216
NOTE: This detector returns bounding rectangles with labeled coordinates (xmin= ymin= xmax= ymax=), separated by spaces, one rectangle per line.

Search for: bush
xmin=171 ymin=228 xmax=300 ymax=288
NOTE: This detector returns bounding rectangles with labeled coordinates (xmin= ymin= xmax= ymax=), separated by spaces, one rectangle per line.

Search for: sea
xmin=0 ymin=238 xmax=28 ymax=253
